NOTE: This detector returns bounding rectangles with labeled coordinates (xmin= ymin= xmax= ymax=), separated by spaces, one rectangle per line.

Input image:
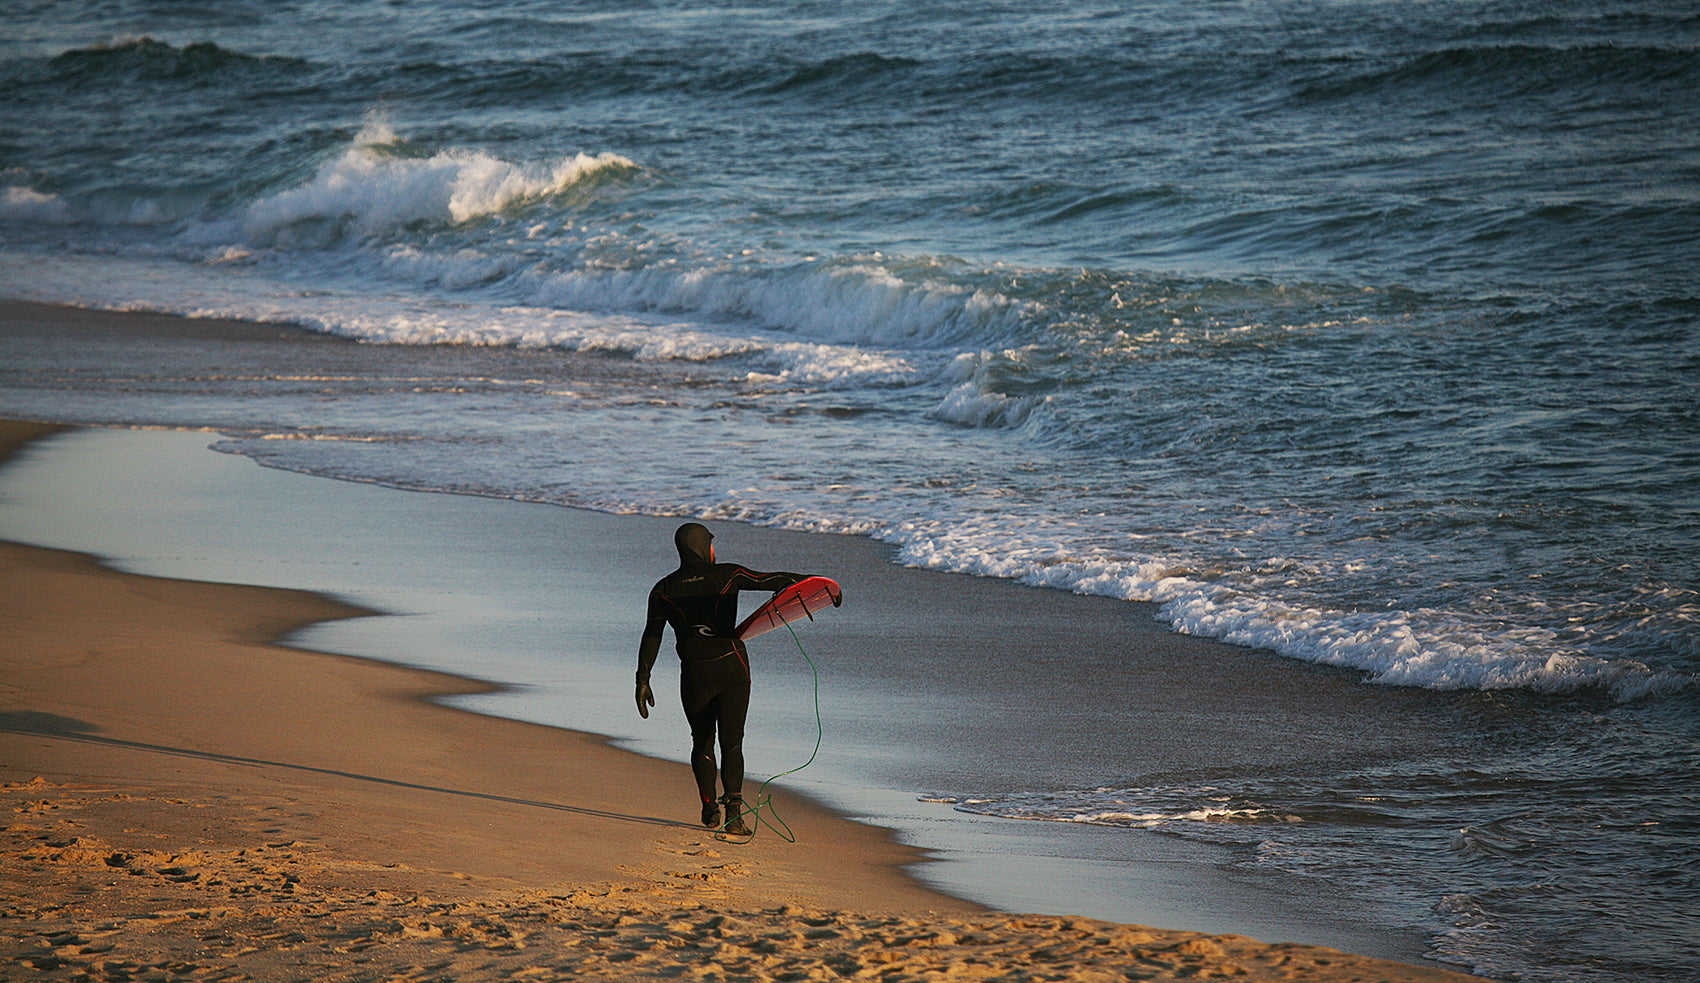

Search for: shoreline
xmin=0 ymin=417 xmax=963 ymax=916
xmin=0 ymin=418 xmax=1488 ymax=981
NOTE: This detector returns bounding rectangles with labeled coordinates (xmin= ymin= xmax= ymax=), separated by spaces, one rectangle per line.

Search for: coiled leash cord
xmin=720 ymin=617 xmax=822 ymax=844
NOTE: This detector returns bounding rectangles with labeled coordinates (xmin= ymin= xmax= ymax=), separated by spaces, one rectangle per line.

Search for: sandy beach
xmin=0 ymin=409 xmax=1494 ymax=983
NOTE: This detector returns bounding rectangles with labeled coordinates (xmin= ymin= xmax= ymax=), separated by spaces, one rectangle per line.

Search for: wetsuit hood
xmin=674 ymin=522 xmax=715 ymax=567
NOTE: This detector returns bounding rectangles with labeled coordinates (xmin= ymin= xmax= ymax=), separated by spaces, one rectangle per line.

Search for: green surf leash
xmin=724 ymin=617 xmax=823 ymax=844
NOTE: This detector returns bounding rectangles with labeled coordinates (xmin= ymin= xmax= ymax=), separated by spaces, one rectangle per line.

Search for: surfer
xmin=637 ymin=522 xmax=807 ymax=836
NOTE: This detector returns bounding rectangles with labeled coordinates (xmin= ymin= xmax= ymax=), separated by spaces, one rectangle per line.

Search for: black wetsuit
xmin=638 ymin=523 xmax=803 ymax=804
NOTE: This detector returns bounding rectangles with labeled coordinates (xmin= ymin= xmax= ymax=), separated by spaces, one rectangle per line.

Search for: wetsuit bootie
xmin=700 ymin=796 xmax=722 ymax=829
xmin=721 ymin=795 xmax=752 ymax=837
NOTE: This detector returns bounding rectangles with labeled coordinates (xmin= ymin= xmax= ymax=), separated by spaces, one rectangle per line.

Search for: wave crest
xmin=231 ymin=122 xmax=636 ymax=246
xmin=47 ymin=36 xmax=305 ymax=82
xmin=1302 ymin=43 xmax=1700 ymax=102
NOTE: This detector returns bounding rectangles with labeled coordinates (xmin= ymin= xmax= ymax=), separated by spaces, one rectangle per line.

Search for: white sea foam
xmin=502 ymin=257 xmax=1032 ymax=350
xmin=931 ymin=382 xmax=1046 ymax=427
xmin=930 ymin=350 xmax=1050 ymax=427
xmin=256 ymin=431 xmax=412 ymax=442
xmin=1158 ymin=588 xmax=1694 ymax=698
xmin=878 ymin=515 xmax=1692 ymax=700
xmin=937 ymin=789 xmax=1299 ymax=829
xmin=1 ymin=186 xmax=69 ymax=223
xmin=0 ymin=246 xmax=925 ymax=386
xmin=747 ymin=342 xmax=917 ymax=385
xmin=231 ymin=122 xmax=634 ymax=245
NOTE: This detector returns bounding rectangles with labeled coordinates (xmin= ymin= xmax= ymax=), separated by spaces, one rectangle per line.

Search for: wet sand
xmin=3 ymin=404 xmax=1486 ymax=979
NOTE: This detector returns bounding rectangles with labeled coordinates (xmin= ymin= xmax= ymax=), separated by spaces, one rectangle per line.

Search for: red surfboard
xmin=735 ymin=576 xmax=843 ymax=640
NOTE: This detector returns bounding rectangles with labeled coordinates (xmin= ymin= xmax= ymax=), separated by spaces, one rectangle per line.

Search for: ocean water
xmin=2 ymin=2 xmax=1697 ymax=980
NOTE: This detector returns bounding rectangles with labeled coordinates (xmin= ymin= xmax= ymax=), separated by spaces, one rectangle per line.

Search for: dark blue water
xmin=3 ymin=3 xmax=1697 ymax=980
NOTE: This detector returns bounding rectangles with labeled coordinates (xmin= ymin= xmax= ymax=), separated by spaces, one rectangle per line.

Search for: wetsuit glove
xmin=636 ymin=675 xmax=655 ymax=719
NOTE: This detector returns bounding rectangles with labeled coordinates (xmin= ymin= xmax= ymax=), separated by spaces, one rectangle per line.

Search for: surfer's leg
xmin=716 ymin=679 xmax=750 ymax=798
xmin=681 ymin=663 xmax=724 ymax=806
xmin=685 ymin=694 xmax=721 ymax=804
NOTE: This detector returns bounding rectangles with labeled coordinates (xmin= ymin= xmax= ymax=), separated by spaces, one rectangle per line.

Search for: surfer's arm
xmin=635 ymin=592 xmax=667 ymax=718
xmin=637 ymin=593 xmax=667 ymax=678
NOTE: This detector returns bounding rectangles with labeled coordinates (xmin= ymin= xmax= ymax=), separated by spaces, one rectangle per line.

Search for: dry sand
xmin=1 ymin=419 xmax=1486 ymax=981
